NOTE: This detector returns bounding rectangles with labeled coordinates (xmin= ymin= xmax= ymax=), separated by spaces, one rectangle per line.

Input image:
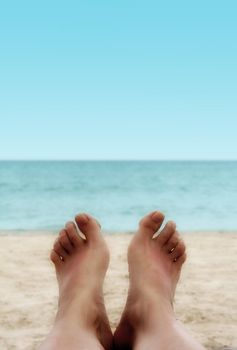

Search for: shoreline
xmin=0 ymin=232 xmax=236 ymax=349
xmin=1 ymin=229 xmax=237 ymax=235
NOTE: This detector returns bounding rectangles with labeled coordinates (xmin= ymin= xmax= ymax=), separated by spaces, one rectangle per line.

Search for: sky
xmin=0 ymin=0 xmax=236 ymax=160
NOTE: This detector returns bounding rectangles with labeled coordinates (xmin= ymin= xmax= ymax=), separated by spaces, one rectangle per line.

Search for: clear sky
xmin=0 ymin=0 xmax=236 ymax=160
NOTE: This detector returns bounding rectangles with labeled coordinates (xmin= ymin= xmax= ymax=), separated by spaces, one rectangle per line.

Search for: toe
xmin=163 ymin=231 xmax=180 ymax=253
xmin=176 ymin=252 xmax=187 ymax=265
xmin=50 ymin=249 xmax=62 ymax=266
xmin=170 ymin=240 xmax=186 ymax=262
xmin=138 ymin=211 xmax=165 ymax=239
xmin=75 ymin=213 xmax=101 ymax=242
xmin=53 ymin=239 xmax=67 ymax=260
xmin=65 ymin=221 xmax=82 ymax=247
xmin=156 ymin=220 xmax=176 ymax=246
xmin=59 ymin=229 xmax=74 ymax=253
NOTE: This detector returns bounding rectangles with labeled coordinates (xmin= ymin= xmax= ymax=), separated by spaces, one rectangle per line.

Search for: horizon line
xmin=0 ymin=159 xmax=237 ymax=162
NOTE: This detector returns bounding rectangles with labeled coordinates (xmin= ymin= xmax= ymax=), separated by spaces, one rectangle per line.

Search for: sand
xmin=0 ymin=231 xmax=236 ymax=350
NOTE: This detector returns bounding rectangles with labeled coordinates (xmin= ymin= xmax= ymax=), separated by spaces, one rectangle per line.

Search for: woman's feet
xmin=40 ymin=210 xmax=205 ymax=350
xmin=114 ymin=211 xmax=187 ymax=349
xmin=40 ymin=213 xmax=113 ymax=350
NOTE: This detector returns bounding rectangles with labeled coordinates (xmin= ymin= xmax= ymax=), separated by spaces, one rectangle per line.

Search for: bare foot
xmin=114 ymin=211 xmax=186 ymax=349
xmin=42 ymin=213 xmax=113 ymax=350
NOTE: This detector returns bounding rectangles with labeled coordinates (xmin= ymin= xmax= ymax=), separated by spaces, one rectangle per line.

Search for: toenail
xmin=151 ymin=211 xmax=164 ymax=223
xmin=96 ymin=219 xmax=101 ymax=228
xmin=75 ymin=214 xmax=89 ymax=224
xmin=167 ymin=221 xmax=176 ymax=229
xmin=169 ymin=247 xmax=175 ymax=253
xmin=60 ymin=230 xmax=66 ymax=237
xmin=65 ymin=221 xmax=74 ymax=228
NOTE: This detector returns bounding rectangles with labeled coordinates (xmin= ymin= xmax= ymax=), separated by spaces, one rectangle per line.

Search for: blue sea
xmin=0 ymin=161 xmax=237 ymax=232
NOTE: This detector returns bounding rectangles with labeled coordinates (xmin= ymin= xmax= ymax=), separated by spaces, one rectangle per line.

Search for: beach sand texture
xmin=0 ymin=232 xmax=236 ymax=350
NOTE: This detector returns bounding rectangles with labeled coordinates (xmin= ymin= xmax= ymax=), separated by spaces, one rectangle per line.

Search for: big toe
xmin=75 ymin=213 xmax=102 ymax=242
xmin=138 ymin=211 xmax=165 ymax=239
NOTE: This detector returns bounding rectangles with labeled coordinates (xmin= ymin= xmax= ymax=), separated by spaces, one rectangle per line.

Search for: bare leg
xmin=114 ymin=211 xmax=206 ymax=350
xmin=39 ymin=213 xmax=113 ymax=350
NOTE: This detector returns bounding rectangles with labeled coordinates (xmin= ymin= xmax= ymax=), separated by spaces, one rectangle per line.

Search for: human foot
xmin=41 ymin=213 xmax=113 ymax=350
xmin=114 ymin=211 xmax=186 ymax=349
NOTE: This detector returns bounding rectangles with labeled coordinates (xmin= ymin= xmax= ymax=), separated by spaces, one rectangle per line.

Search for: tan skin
xmin=40 ymin=211 xmax=206 ymax=350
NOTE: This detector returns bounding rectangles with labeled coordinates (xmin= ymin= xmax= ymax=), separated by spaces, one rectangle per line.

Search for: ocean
xmin=0 ymin=161 xmax=236 ymax=232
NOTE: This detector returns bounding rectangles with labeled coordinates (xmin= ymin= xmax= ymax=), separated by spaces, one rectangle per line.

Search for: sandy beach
xmin=0 ymin=231 xmax=236 ymax=350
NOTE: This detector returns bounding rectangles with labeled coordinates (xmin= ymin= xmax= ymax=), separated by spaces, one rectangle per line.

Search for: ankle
xmin=56 ymin=292 xmax=102 ymax=329
xmin=125 ymin=288 xmax=175 ymax=331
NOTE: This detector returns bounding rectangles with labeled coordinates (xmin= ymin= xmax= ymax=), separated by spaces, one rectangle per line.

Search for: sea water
xmin=0 ymin=161 xmax=236 ymax=232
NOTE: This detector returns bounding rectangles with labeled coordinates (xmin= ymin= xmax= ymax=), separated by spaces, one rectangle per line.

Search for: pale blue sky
xmin=0 ymin=0 xmax=236 ymax=160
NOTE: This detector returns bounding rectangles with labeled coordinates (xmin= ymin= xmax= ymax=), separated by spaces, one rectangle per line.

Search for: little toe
xmin=75 ymin=213 xmax=101 ymax=242
xmin=59 ymin=229 xmax=74 ymax=253
xmin=170 ymin=240 xmax=186 ymax=262
xmin=53 ymin=239 xmax=67 ymax=260
xmin=163 ymin=231 xmax=180 ymax=254
xmin=65 ymin=221 xmax=82 ymax=247
xmin=156 ymin=220 xmax=176 ymax=246
xmin=50 ymin=250 xmax=62 ymax=266
xmin=138 ymin=211 xmax=165 ymax=239
xmin=176 ymin=252 xmax=187 ymax=265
